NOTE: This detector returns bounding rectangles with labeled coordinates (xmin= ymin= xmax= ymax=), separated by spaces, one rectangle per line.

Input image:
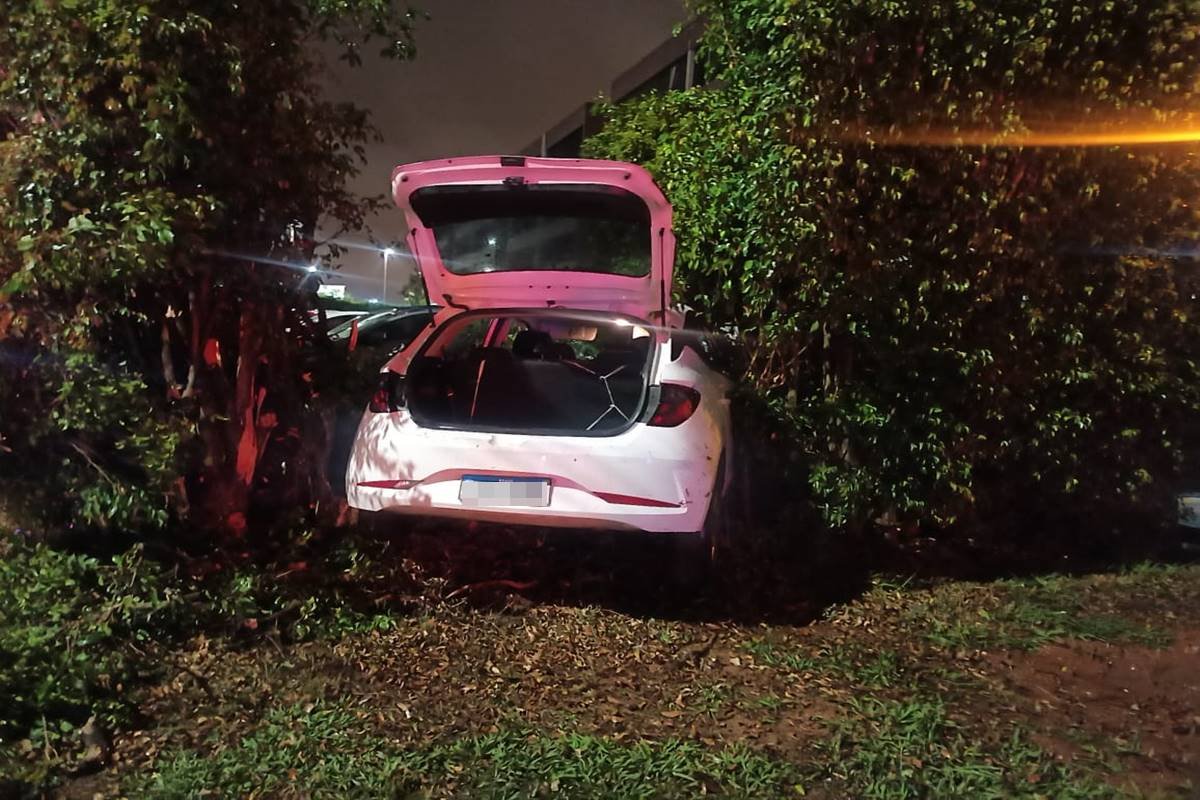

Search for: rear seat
xmin=453 ymin=347 xmax=526 ymax=424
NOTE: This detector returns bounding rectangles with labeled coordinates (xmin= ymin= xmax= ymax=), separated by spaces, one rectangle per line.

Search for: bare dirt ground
xmin=997 ymin=632 xmax=1200 ymax=793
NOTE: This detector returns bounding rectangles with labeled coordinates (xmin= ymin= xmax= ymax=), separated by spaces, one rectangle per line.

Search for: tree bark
xmin=161 ymin=317 xmax=179 ymax=399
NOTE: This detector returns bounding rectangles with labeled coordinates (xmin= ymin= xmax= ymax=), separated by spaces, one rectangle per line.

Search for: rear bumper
xmin=345 ymin=408 xmax=722 ymax=533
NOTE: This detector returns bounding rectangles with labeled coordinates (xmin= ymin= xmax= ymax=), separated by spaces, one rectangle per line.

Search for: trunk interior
xmin=406 ymin=312 xmax=653 ymax=435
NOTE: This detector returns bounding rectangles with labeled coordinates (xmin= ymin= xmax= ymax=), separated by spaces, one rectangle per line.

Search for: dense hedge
xmin=0 ymin=2 xmax=418 ymax=536
xmin=587 ymin=0 xmax=1200 ymax=537
xmin=0 ymin=532 xmax=187 ymax=774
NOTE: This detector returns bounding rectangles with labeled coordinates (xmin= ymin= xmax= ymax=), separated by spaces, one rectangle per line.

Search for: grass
xmin=204 ymin=537 xmax=412 ymax=643
xmin=722 ymin=564 xmax=1200 ymax=798
xmin=742 ymin=640 xmax=907 ymax=688
xmin=753 ymin=694 xmax=784 ymax=712
xmin=911 ymin=579 xmax=1171 ymax=651
xmin=136 ymin=696 xmax=1121 ymax=800
xmin=135 ymin=702 xmax=801 ymax=800
xmin=400 ymin=731 xmax=799 ymax=800
xmin=135 ymin=702 xmax=405 ymax=799
xmin=810 ymin=698 xmax=1118 ymax=799
xmin=11 ymin=532 xmax=1199 ymax=798
xmin=693 ymin=682 xmax=733 ymax=717
xmin=832 ymin=564 xmax=1195 ymax=653
xmin=0 ymin=530 xmax=416 ymax=792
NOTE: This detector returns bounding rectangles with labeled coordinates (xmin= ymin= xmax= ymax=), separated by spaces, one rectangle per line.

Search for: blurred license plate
xmin=460 ymin=476 xmax=551 ymax=507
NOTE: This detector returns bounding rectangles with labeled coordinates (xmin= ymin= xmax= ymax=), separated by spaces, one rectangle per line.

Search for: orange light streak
xmin=843 ymin=124 xmax=1200 ymax=148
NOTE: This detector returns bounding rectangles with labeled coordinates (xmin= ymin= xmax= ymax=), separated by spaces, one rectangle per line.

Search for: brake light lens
xmin=368 ymin=372 xmax=406 ymax=413
xmin=648 ymin=384 xmax=700 ymax=427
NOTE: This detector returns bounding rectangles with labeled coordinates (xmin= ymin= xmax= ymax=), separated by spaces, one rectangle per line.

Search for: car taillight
xmin=368 ymin=372 xmax=406 ymax=413
xmin=648 ymin=384 xmax=700 ymax=427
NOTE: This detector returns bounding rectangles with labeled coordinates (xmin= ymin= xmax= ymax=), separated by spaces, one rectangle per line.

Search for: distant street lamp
xmin=382 ymin=247 xmax=396 ymax=304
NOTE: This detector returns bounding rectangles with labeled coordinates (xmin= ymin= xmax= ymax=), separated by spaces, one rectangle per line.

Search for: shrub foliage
xmin=587 ymin=0 xmax=1200 ymax=534
xmin=0 ymin=1 xmax=418 ymax=534
xmin=0 ymin=534 xmax=185 ymax=739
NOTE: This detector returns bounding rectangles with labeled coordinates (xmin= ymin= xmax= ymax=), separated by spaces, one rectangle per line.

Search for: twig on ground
xmin=165 ymin=655 xmax=218 ymax=703
xmin=445 ymin=579 xmax=537 ymax=600
xmin=252 ymin=600 xmax=303 ymax=628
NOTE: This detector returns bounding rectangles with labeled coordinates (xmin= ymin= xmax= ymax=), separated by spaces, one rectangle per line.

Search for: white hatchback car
xmin=346 ymin=156 xmax=733 ymax=550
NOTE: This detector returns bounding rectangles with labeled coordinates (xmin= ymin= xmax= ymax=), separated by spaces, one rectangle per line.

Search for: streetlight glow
xmin=307 ymin=262 xmax=318 ymax=273
xmin=381 ymin=248 xmax=393 ymax=304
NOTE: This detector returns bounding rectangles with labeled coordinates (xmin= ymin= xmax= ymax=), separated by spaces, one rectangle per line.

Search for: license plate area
xmin=459 ymin=475 xmax=551 ymax=507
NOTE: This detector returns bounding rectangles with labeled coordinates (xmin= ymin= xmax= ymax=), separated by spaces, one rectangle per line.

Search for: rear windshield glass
xmin=411 ymin=184 xmax=651 ymax=277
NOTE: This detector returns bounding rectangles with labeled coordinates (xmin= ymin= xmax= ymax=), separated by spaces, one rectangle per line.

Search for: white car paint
xmin=345 ymin=156 xmax=732 ymax=535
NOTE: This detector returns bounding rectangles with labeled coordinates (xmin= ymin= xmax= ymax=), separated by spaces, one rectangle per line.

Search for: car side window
xmin=500 ymin=320 xmax=530 ymax=350
xmin=440 ymin=317 xmax=492 ymax=359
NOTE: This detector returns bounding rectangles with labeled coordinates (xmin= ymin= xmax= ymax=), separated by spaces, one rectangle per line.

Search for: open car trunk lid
xmin=393 ymin=156 xmax=675 ymax=321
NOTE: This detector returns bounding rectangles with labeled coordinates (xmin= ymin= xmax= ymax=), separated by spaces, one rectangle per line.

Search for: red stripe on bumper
xmin=593 ymin=491 xmax=681 ymax=509
xmin=357 ymin=479 xmax=417 ymax=489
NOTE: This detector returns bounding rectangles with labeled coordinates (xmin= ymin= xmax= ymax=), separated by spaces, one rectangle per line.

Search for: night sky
xmin=318 ymin=0 xmax=686 ymax=300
